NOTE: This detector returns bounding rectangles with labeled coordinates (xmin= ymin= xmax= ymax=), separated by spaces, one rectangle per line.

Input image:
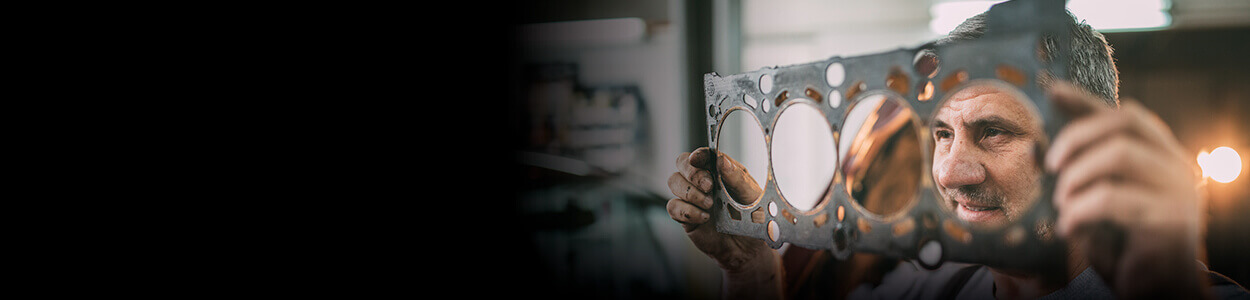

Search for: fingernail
xmin=701 ymin=178 xmax=713 ymax=191
xmin=701 ymin=212 xmax=710 ymax=220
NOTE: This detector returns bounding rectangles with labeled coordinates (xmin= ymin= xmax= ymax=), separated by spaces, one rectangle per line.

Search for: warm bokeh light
xmin=1198 ymin=147 xmax=1242 ymax=183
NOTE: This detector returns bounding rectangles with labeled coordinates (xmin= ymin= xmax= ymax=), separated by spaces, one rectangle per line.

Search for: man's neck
xmin=988 ymin=246 xmax=1089 ymax=300
xmin=988 ymin=268 xmax=1062 ymax=300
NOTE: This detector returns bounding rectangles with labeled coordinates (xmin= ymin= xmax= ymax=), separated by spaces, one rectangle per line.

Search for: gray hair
xmin=937 ymin=11 xmax=1119 ymax=106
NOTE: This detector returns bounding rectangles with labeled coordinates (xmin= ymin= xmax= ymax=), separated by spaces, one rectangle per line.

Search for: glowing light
xmin=1197 ymin=147 xmax=1242 ymax=183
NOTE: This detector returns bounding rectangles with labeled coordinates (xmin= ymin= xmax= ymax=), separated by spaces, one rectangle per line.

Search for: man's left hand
xmin=1046 ymin=81 xmax=1209 ymax=299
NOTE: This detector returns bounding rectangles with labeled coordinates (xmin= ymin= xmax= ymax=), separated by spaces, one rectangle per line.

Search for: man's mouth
xmin=953 ymin=200 xmax=1004 ymax=223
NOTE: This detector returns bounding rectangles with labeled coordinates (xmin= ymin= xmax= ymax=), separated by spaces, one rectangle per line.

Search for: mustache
xmin=944 ymin=185 xmax=1005 ymax=207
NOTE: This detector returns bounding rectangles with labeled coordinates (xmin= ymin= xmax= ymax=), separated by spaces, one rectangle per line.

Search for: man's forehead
xmin=935 ymin=84 xmax=1040 ymax=125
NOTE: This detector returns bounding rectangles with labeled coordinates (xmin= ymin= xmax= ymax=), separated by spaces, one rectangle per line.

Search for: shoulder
xmin=848 ymin=261 xmax=991 ymax=300
xmin=1205 ymin=270 xmax=1250 ymax=300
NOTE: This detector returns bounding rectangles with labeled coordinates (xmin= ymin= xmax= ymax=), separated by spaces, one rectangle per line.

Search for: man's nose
xmin=935 ymin=140 xmax=987 ymax=189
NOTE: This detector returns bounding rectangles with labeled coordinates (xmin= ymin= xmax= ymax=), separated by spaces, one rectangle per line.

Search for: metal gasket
xmin=704 ymin=0 xmax=1074 ymax=272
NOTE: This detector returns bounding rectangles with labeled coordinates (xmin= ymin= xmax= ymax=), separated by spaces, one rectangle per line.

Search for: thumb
xmin=718 ymin=153 xmax=762 ymax=205
xmin=1049 ymin=80 xmax=1111 ymax=119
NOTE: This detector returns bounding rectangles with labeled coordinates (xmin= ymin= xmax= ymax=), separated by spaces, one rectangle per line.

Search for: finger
xmin=676 ymin=147 xmax=715 ymax=171
xmin=1046 ymin=102 xmax=1186 ymax=172
xmin=1049 ymin=80 xmax=1112 ymax=119
xmin=1055 ymin=180 xmax=1146 ymax=239
xmin=677 ymin=152 xmax=690 ymax=170
xmin=1046 ymin=109 xmax=1121 ymax=172
xmin=669 ymin=172 xmax=714 ymax=209
xmin=678 ymin=152 xmax=714 ymax=192
xmin=717 ymin=153 xmax=762 ymax=204
xmin=1052 ymin=135 xmax=1171 ymax=206
xmin=668 ymin=198 xmax=711 ymax=226
xmin=689 ymin=147 xmax=714 ymax=169
xmin=1117 ymin=101 xmax=1190 ymax=162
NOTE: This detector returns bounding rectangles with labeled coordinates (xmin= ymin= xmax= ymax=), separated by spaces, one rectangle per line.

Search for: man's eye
xmin=983 ymin=127 xmax=1010 ymax=139
xmin=935 ymin=130 xmax=953 ymax=140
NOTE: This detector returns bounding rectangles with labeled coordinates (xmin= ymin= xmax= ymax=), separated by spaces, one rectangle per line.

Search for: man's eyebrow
xmin=967 ymin=115 xmax=1028 ymax=133
xmin=933 ymin=119 xmax=951 ymax=130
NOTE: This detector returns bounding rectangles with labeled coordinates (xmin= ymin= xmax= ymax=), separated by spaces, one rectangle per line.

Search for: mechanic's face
xmin=932 ymin=84 xmax=1044 ymax=227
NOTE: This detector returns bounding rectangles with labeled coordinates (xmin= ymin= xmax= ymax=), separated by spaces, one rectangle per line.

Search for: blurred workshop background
xmin=505 ymin=0 xmax=1250 ymax=298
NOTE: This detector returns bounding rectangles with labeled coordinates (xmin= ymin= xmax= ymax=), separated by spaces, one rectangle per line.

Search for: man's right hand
xmin=668 ymin=147 xmax=772 ymax=272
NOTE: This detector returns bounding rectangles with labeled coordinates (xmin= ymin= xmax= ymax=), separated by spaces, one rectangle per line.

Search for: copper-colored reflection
xmin=918 ymin=81 xmax=935 ymax=102
xmin=886 ymin=67 xmax=910 ymax=96
xmin=768 ymin=220 xmax=779 ymax=241
xmin=780 ymin=209 xmax=798 ymax=224
xmin=996 ymin=64 xmax=1027 ymax=87
xmin=845 ymin=81 xmax=867 ymax=102
xmin=814 ymin=213 xmax=829 ymax=227
xmin=893 ymin=218 xmax=916 ymax=237
xmin=944 ymin=219 xmax=973 ymax=243
xmin=838 ymin=94 xmax=923 ymax=217
xmin=940 ymin=69 xmax=969 ymax=92
xmin=774 ymin=90 xmax=790 ymax=107
xmin=805 ymin=87 xmax=823 ymax=103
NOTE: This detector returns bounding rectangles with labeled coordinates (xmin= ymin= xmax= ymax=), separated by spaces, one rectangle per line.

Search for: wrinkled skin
xmin=932 ymin=83 xmax=1045 ymax=229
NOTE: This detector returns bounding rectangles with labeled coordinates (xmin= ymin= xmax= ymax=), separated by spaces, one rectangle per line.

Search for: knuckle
xmin=1124 ymin=100 xmax=1146 ymax=113
xmin=693 ymin=170 xmax=709 ymax=182
xmin=667 ymin=199 xmax=683 ymax=217
xmin=1107 ymin=134 xmax=1131 ymax=154
xmin=1056 ymin=176 xmax=1074 ymax=200
xmin=1093 ymin=183 xmax=1116 ymax=205
xmin=1113 ymin=138 xmax=1136 ymax=166
xmin=668 ymin=174 xmax=687 ymax=197
xmin=693 ymin=147 xmax=709 ymax=156
xmin=1113 ymin=110 xmax=1135 ymax=128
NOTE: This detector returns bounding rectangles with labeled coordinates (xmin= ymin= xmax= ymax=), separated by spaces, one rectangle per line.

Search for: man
xmin=666 ymin=12 xmax=1250 ymax=299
